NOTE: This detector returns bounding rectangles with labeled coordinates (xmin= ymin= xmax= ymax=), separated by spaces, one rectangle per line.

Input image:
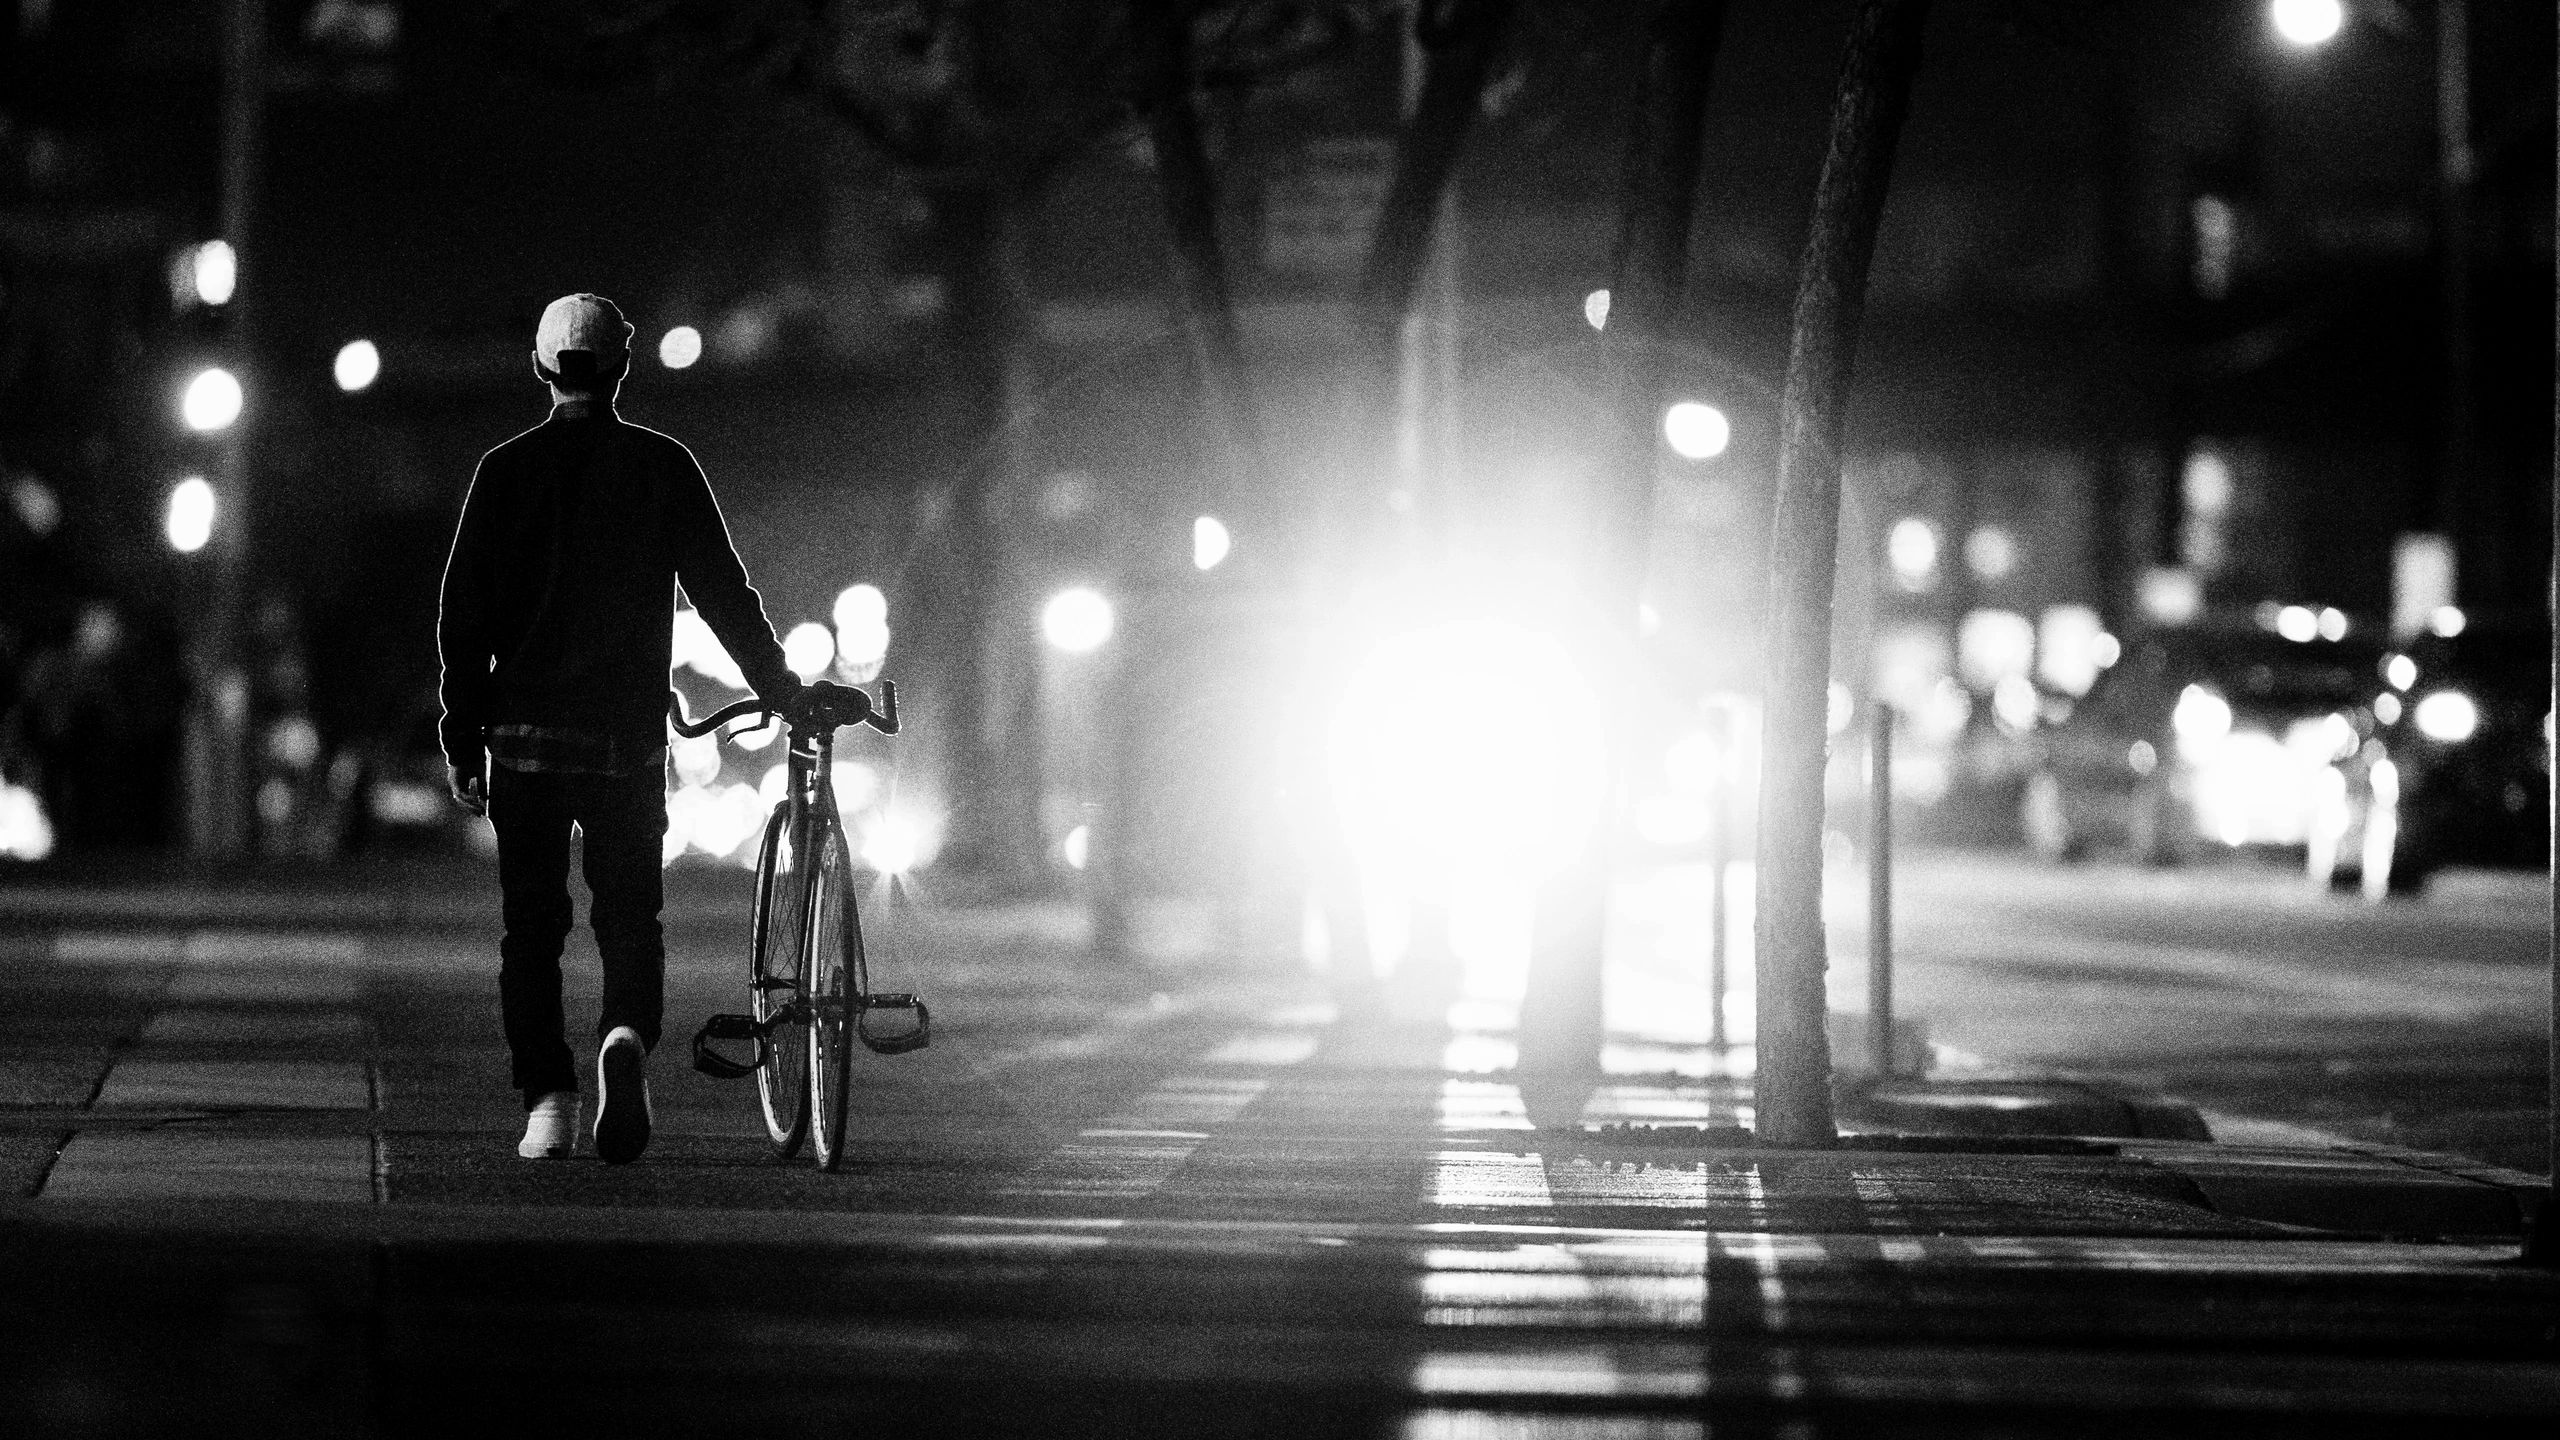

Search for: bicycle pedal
xmin=855 ymin=994 xmax=931 ymax=1055
xmin=691 ymin=1013 xmax=766 ymax=1080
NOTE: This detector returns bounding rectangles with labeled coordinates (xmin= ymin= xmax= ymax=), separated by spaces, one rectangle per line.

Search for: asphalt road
xmin=2 ymin=852 xmax=2555 ymax=1435
xmin=1876 ymin=849 xmax=2553 ymax=1174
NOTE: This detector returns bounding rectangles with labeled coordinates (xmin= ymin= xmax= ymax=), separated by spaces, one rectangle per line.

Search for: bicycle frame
xmin=680 ymin=681 xmax=927 ymax=1099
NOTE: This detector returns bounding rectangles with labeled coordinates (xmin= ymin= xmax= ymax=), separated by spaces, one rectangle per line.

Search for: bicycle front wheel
xmin=749 ymin=807 xmax=811 ymax=1158
xmin=807 ymin=824 xmax=863 ymax=1172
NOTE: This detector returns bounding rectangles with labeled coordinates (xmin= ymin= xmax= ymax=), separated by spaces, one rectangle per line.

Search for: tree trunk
xmin=1141 ymin=0 xmax=1260 ymax=502
xmin=1516 ymin=0 xmax=1729 ymax=1074
xmin=923 ymin=180 xmax=1035 ymax=880
xmin=1755 ymin=0 xmax=1930 ymax=1149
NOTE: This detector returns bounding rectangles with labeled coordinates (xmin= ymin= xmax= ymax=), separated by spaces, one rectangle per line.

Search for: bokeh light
xmin=191 ymin=240 xmax=236 ymax=306
xmin=1661 ymin=401 xmax=1730 ymax=460
xmin=181 ymin=367 xmax=243 ymax=431
xmin=783 ymin=621 xmax=836 ymax=680
xmin=166 ymin=477 xmax=216 ymax=554
xmin=1042 ymin=587 xmax=1114 ymax=653
xmin=334 ymin=339 xmax=380 ymax=392
xmin=1193 ymin=515 xmax=1231 ymax=571
xmin=1888 ymin=517 xmax=1938 ymax=590
xmin=659 ymin=326 xmax=702 ymax=369
xmin=2270 ymin=0 xmax=2343 ymax=48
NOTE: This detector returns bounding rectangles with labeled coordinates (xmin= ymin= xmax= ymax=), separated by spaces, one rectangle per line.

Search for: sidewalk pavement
xmin=2 ymin=863 xmax=2555 ymax=1434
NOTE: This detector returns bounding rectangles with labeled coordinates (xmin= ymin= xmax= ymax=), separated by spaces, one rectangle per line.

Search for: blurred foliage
xmin=491 ymin=0 xmax=1401 ymax=189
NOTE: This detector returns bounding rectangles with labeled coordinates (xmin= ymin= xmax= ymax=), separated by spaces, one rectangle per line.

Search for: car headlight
xmin=2412 ymin=690 xmax=2478 ymax=743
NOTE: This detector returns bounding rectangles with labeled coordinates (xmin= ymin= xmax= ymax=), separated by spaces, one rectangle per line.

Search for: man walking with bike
xmin=439 ymin=293 xmax=803 ymax=1164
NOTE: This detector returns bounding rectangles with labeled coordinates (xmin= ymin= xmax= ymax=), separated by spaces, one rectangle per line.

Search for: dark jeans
xmin=489 ymin=764 xmax=665 ymax=1103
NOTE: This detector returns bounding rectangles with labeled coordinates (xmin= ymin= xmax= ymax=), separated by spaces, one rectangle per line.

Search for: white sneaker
xmin=595 ymin=1026 xmax=652 ymax=1165
xmin=517 ymin=1091 xmax=577 ymax=1159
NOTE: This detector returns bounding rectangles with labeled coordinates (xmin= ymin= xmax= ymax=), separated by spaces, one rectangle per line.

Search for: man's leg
xmin=578 ymin=767 xmax=667 ymax=1053
xmin=579 ymin=767 xmax=665 ymax=1163
xmin=490 ymin=766 xmax=579 ymax=1104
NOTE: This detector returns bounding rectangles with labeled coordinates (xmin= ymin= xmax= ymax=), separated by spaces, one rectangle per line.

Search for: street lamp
xmin=180 ymin=367 xmax=243 ymax=432
xmin=2269 ymin=0 xmax=2345 ymax=47
xmin=1662 ymin=401 xmax=1730 ymax=460
xmin=1041 ymin=587 xmax=1114 ymax=653
xmin=2270 ymin=0 xmax=2344 ymax=48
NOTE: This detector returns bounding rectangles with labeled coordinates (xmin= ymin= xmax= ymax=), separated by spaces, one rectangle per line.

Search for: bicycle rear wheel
xmin=807 ymin=823 xmax=863 ymax=1171
xmin=749 ymin=807 xmax=811 ymax=1158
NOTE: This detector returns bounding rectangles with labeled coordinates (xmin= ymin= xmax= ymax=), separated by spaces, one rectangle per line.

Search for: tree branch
xmin=1351 ymin=0 xmax=1518 ymax=348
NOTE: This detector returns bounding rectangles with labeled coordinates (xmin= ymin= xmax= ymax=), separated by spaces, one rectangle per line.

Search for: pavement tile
xmin=39 ymin=1130 xmax=375 ymax=1203
xmin=0 ymin=1131 xmax=63 ymax=1198
xmin=165 ymin=966 xmax=363 ymax=1005
xmin=140 ymin=1008 xmax=369 ymax=1047
xmin=0 ymin=1051 xmax=112 ymax=1107
xmin=93 ymin=1058 xmax=371 ymax=1111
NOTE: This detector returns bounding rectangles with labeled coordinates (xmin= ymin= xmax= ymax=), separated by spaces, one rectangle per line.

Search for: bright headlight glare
xmin=2412 ymin=690 xmax=2478 ymax=743
xmin=1325 ymin=619 xmax=1607 ymax=886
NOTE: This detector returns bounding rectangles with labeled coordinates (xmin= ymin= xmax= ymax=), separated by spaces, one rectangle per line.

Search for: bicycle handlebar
xmin=666 ymin=680 xmax=899 ymax=740
xmin=668 ymin=694 xmax=768 ymax=739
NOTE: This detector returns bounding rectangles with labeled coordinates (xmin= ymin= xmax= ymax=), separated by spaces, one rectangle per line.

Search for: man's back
xmin=438 ymin=401 xmax=793 ymax=766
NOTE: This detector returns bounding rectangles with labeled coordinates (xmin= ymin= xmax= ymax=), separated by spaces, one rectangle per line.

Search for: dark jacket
xmin=437 ymin=401 xmax=794 ymax=773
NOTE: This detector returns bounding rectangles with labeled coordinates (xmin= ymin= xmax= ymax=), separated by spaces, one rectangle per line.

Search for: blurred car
xmin=2377 ymin=615 xmax=2549 ymax=884
xmin=2020 ymin=619 xmax=2388 ymax=876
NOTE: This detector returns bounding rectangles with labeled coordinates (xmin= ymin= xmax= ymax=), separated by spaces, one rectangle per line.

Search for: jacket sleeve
xmin=436 ymin=459 xmax=498 ymax=772
xmin=668 ymin=445 xmax=799 ymax=706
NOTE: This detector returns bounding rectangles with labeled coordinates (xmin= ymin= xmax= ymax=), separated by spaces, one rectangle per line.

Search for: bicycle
xmin=673 ymin=679 xmax=929 ymax=1172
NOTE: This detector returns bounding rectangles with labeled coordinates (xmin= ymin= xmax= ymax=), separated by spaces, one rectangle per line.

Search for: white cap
xmin=534 ymin=293 xmax=632 ymax=368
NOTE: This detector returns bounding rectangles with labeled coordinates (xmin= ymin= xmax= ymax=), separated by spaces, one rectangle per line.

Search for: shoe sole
xmin=596 ymin=1038 xmax=650 ymax=1165
xmin=517 ymin=1139 xmax=571 ymax=1159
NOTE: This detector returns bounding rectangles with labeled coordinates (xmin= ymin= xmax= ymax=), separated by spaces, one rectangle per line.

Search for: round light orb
xmin=2275 ymin=604 xmax=2319 ymax=642
xmin=1963 ymin=525 xmax=2017 ymax=582
xmin=1888 ymin=517 xmax=1938 ymax=589
xmin=1041 ymin=586 xmax=1114 ymax=653
xmin=333 ymin=339 xmax=379 ymax=392
xmin=659 ymin=326 xmax=702 ymax=370
xmin=782 ymin=621 xmax=836 ymax=681
xmin=1582 ymin=289 xmax=1611 ymax=331
xmin=192 ymin=240 xmax=237 ymax=306
xmin=833 ymin=583 xmax=888 ymax=630
xmin=181 ymin=367 xmax=243 ymax=432
xmin=1192 ymin=515 xmax=1231 ymax=571
xmin=2413 ymin=690 xmax=2478 ymax=744
xmin=166 ymin=476 xmax=216 ymax=554
xmin=2270 ymin=0 xmax=2343 ymax=47
xmin=1661 ymin=401 xmax=1730 ymax=460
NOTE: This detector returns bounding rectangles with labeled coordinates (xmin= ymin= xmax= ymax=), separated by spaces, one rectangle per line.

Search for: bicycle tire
xmin=749 ymin=806 xmax=811 ymax=1158
xmin=808 ymin=823 xmax=861 ymax=1171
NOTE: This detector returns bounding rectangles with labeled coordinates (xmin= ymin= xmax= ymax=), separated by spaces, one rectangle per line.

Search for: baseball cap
xmin=534 ymin=293 xmax=633 ymax=372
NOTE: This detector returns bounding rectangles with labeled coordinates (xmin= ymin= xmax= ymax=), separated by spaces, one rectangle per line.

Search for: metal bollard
xmin=1867 ymin=702 xmax=1896 ymax=1078
xmin=1707 ymin=707 xmax=1731 ymax=1048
